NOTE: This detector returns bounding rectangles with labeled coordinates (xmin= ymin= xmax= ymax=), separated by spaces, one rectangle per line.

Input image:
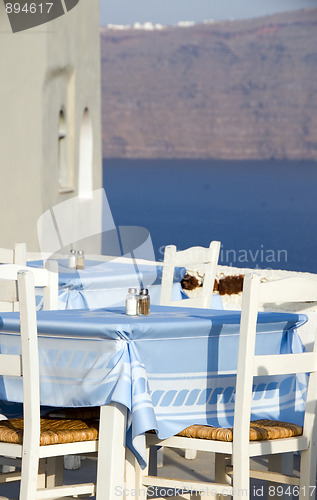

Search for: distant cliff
xmin=100 ymin=9 xmax=317 ymax=160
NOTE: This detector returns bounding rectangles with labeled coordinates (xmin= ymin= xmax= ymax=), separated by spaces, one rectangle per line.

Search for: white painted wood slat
xmin=254 ymin=352 xmax=317 ymax=376
xmin=0 ymin=354 xmax=22 ymax=376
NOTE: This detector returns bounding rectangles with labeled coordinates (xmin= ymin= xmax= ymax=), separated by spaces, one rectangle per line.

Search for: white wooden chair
xmin=0 ymin=264 xmax=58 ymax=312
xmin=0 ymin=269 xmax=99 ymax=499
xmin=0 ymin=243 xmax=26 ymax=266
xmin=160 ymin=241 xmax=221 ymax=309
xmin=130 ymin=274 xmax=317 ymax=499
xmin=159 ymin=241 xmax=221 ymax=462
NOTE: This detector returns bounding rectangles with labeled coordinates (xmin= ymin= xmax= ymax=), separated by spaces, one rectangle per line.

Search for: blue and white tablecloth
xmin=0 ymin=306 xmax=307 ymax=466
xmin=28 ymin=259 xmax=188 ymax=309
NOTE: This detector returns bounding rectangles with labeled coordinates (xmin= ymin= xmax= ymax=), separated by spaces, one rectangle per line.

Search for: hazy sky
xmin=99 ymin=0 xmax=317 ymax=26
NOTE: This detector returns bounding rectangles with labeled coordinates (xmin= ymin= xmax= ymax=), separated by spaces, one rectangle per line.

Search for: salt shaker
xmin=76 ymin=250 xmax=85 ymax=270
xmin=138 ymin=288 xmax=150 ymax=315
xmin=68 ymin=249 xmax=76 ymax=269
xmin=125 ymin=288 xmax=138 ymax=316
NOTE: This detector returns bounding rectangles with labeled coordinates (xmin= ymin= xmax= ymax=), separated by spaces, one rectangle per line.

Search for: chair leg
xmin=96 ymin=403 xmax=127 ymax=500
xmin=45 ymin=457 xmax=64 ymax=488
xmin=124 ymin=458 xmax=145 ymax=499
xmin=190 ymin=493 xmax=201 ymax=499
xmin=157 ymin=447 xmax=164 ymax=468
xmin=19 ymin=452 xmax=39 ymax=500
xmin=37 ymin=459 xmax=46 ymax=489
xmin=299 ymin=446 xmax=317 ymax=500
xmin=232 ymin=452 xmax=250 ymax=500
xmin=124 ymin=448 xmax=137 ymax=499
xmin=185 ymin=449 xmax=197 ymax=460
xmin=134 ymin=448 xmax=148 ymax=499
xmin=216 ymin=453 xmax=230 ymax=500
xmin=268 ymin=453 xmax=294 ymax=500
xmin=2 ymin=455 xmax=16 ymax=474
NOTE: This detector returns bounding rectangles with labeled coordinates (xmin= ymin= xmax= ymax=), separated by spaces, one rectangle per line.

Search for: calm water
xmin=103 ymin=159 xmax=317 ymax=273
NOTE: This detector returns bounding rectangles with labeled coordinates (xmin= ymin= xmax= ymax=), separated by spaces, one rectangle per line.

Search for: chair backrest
xmin=0 ymin=270 xmax=41 ymax=442
xmin=234 ymin=273 xmax=317 ymax=453
xmin=0 ymin=242 xmax=27 ymax=265
xmin=0 ymin=264 xmax=58 ymax=311
xmin=160 ymin=241 xmax=221 ymax=309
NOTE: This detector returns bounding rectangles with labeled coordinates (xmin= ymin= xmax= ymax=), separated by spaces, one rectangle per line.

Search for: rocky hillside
xmin=100 ymin=9 xmax=317 ymax=160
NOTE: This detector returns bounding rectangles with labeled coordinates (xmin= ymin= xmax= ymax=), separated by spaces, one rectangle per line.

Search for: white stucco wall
xmin=0 ymin=0 xmax=102 ymax=251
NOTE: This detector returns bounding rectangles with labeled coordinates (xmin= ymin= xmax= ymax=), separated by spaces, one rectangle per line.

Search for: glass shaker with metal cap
xmin=125 ymin=288 xmax=138 ymax=316
xmin=76 ymin=250 xmax=85 ymax=270
xmin=138 ymin=288 xmax=150 ymax=315
xmin=68 ymin=249 xmax=76 ymax=269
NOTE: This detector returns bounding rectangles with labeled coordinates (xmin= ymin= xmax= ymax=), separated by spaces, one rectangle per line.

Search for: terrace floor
xmin=0 ymin=447 xmax=310 ymax=499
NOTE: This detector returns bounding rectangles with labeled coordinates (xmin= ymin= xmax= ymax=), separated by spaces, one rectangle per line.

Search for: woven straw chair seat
xmin=0 ymin=418 xmax=99 ymax=446
xmin=177 ymin=419 xmax=303 ymax=442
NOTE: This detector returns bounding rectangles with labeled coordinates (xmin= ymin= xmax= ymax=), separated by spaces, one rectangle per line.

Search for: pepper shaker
xmin=76 ymin=250 xmax=85 ymax=270
xmin=138 ymin=288 xmax=150 ymax=315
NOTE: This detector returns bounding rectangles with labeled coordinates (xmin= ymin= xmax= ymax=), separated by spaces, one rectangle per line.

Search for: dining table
xmin=27 ymin=258 xmax=188 ymax=309
xmin=27 ymin=257 xmax=224 ymax=310
xmin=0 ymin=304 xmax=308 ymax=498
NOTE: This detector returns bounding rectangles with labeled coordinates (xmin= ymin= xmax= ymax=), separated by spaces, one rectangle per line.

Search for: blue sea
xmin=103 ymin=159 xmax=317 ymax=274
